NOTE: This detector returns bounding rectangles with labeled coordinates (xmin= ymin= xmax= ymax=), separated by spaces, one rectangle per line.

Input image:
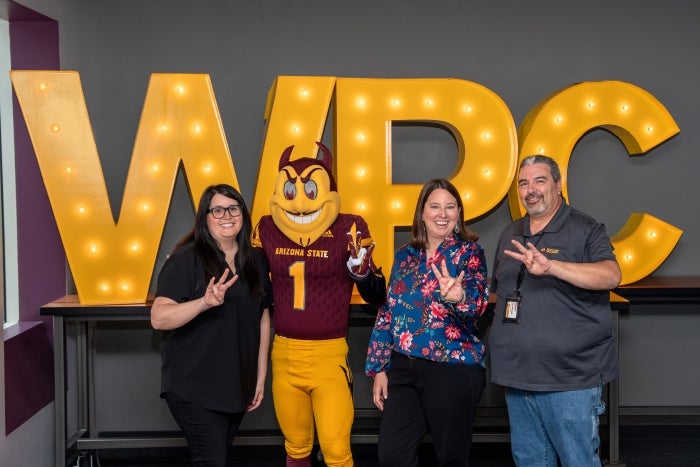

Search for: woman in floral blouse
xmin=365 ymin=178 xmax=489 ymax=467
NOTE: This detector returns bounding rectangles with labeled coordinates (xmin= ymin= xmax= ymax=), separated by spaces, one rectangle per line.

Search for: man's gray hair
xmin=520 ymin=155 xmax=562 ymax=183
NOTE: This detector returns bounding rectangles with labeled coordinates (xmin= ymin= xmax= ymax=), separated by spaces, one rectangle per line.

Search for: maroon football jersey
xmin=254 ymin=214 xmax=371 ymax=339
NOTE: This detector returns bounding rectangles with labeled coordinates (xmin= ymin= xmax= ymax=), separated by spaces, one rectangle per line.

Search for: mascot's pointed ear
xmin=315 ymin=141 xmax=334 ymax=172
xmin=279 ymin=145 xmax=295 ymax=170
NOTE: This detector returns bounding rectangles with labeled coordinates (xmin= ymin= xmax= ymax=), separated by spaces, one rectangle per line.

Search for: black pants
xmin=377 ymin=352 xmax=485 ymax=467
xmin=164 ymin=392 xmax=245 ymax=467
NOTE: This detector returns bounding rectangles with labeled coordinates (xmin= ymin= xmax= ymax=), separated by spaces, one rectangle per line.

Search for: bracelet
xmin=444 ymin=290 xmax=465 ymax=304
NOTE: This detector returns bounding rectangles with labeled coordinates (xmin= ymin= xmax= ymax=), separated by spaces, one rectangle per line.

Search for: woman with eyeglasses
xmin=151 ymin=184 xmax=272 ymax=467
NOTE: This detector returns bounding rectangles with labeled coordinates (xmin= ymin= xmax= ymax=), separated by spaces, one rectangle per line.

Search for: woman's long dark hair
xmin=173 ymin=184 xmax=264 ymax=298
xmin=410 ymin=178 xmax=479 ymax=250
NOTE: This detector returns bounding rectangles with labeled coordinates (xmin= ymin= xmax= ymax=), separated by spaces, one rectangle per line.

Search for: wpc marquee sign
xmin=10 ymin=72 xmax=682 ymax=305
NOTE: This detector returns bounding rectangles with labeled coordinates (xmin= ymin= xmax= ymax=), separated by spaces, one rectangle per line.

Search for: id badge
xmin=503 ymin=294 xmax=521 ymax=323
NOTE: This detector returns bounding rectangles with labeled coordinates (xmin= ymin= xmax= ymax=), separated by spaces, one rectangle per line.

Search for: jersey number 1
xmin=289 ymin=261 xmax=306 ymax=310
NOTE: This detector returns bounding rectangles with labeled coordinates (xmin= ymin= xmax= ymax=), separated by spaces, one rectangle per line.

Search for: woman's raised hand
xmin=202 ymin=269 xmax=238 ymax=307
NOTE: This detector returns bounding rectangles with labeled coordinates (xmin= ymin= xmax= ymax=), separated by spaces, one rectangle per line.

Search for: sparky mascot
xmin=253 ymin=142 xmax=386 ymax=467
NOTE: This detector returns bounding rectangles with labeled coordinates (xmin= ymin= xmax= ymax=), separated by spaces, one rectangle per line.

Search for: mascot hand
xmin=347 ymin=229 xmax=375 ymax=277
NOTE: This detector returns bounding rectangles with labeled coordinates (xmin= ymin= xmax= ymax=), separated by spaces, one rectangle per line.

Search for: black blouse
xmin=155 ymin=243 xmax=272 ymax=413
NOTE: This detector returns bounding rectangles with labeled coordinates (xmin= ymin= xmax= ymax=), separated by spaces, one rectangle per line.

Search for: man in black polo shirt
xmin=490 ymin=155 xmax=621 ymax=467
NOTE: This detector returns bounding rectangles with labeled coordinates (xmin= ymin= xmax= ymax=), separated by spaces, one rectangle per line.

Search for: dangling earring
xmin=454 ymin=224 xmax=460 ymax=234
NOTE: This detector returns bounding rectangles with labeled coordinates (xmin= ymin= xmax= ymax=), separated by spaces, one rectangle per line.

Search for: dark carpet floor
xmin=79 ymin=425 xmax=700 ymax=467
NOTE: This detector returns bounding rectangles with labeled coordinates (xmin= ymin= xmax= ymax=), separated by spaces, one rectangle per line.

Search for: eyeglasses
xmin=208 ymin=205 xmax=242 ymax=218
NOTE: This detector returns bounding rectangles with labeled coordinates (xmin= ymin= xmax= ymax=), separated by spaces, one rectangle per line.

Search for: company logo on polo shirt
xmin=541 ymin=247 xmax=559 ymax=254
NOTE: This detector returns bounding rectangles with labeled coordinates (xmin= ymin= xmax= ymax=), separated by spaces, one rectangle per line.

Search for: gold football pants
xmin=271 ymin=335 xmax=354 ymax=467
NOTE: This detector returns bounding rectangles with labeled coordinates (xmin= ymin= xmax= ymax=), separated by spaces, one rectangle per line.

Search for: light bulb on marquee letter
xmin=514 ymin=80 xmax=681 ymax=285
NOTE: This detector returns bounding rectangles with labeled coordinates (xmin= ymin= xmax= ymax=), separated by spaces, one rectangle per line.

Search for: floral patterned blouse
xmin=365 ymin=234 xmax=489 ymax=376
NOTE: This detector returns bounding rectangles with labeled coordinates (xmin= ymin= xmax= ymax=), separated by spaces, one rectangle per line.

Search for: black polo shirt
xmin=489 ymin=201 xmax=619 ymax=391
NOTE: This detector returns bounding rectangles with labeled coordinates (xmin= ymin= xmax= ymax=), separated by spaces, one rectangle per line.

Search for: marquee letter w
xmin=11 ymin=71 xmax=238 ymax=304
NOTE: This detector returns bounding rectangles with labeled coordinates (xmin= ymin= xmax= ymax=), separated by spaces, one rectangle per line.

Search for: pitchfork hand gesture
xmin=431 ymin=259 xmax=465 ymax=304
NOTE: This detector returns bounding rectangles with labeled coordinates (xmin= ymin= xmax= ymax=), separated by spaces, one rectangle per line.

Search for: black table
xmin=42 ymin=293 xmax=630 ymax=467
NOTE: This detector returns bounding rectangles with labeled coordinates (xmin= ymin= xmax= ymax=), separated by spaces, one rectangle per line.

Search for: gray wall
xmin=24 ymin=0 xmax=700 ymax=282
xmin=17 ymin=0 xmax=700 ymax=439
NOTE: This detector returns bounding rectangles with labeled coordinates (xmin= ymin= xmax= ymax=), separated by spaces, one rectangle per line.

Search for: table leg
xmin=53 ymin=316 xmax=66 ymax=467
xmin=606 ymin=310 xmax=626 ymax=466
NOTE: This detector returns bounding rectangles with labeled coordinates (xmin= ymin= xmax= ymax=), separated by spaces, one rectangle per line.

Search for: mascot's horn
xmin=315 ymin=141 xmax=334 ymax=172
xmin=279 ymin=145 xmax=295 ymax=171
xmin=278 ymin=142 xmax=334 ymax=172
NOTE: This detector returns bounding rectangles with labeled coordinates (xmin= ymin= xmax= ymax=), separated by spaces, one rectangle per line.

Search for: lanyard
xmin=512 ymin=232 xmax=544 ymax=296
xmin=513 ymin=263 xmax=526 ymax=297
